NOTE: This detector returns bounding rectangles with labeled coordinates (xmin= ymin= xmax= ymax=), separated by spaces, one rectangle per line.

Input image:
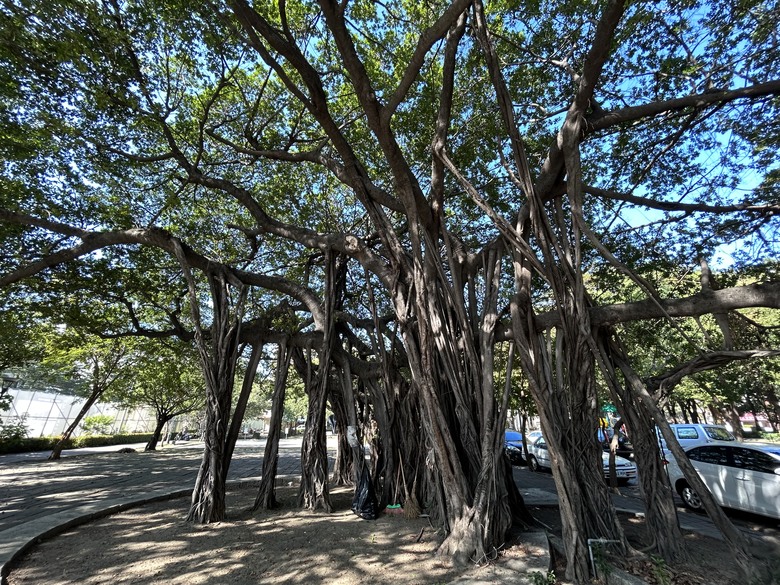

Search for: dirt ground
xmin=5 ymin=483 xmax=774 ymax=585
xmin=6 ymin=484 xmax=546 ymax=585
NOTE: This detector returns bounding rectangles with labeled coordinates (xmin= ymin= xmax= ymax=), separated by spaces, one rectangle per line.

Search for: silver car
xmin=527 ymin=435 xmax=637 ymax=485
xmin=665 ymin=441 xmax=780 ymax=520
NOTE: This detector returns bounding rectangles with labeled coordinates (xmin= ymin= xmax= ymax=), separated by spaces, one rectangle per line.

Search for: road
xmin=511 ymin=463 xmax=780 ymax=540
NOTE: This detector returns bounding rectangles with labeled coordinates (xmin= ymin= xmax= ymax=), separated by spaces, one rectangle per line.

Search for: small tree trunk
xmin=728 ymin=402 xmax=744 ymax=440
xmin=49 ymin=383 xmax=104 ymax=460
xmin=254 ymin=341 xmax=291 ymax=510
xmin=145 ymin=413 xmax=171 ymax=451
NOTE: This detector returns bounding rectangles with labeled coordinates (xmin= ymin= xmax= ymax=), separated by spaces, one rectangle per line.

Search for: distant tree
xmin=42 ymin=330 xmax=135 ymax=460
xmin=114 ymin=339 xmax=204 ymax=451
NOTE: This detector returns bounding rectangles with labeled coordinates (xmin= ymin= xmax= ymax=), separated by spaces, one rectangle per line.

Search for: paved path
xmin=0 ymin=437 xmax=319 ymax=584
xmin=0 ymin=439 xmax=306 ymax=534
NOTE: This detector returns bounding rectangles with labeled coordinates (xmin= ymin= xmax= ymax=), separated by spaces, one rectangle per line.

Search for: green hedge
xmin=0 ymin=433 xmax=154 ymax=454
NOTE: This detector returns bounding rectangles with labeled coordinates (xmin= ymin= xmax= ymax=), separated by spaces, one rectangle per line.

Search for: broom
xmin=400 ymin=459 xmax=421 ymax=519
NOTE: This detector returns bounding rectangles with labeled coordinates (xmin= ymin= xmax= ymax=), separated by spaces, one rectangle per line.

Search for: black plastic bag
xmin=351 ymin=465 xmax=378 ymax=520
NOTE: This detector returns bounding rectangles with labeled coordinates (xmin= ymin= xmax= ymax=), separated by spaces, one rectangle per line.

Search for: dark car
xmin=504 ymin=429 xmax=525 ymax=465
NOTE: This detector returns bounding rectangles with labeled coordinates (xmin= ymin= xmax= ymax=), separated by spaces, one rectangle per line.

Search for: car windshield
xmin=704 ymin=427 xmax=735 ymax=441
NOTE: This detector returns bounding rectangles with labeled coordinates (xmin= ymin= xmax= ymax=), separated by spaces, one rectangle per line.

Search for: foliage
xmin=0 ymin=413 xmax=28 ymax=441
xmin=80 ymin=414 xmax=115 ymax=435
xmin=113 ymin=339 xmax=204 ymax=422
xmin=650 ymin=555 xmax=673 ymax=585
xmin=528 ymin=570 xmax=556 ymax=585
xmin=39 ymin=329 xmax=137 ymax=399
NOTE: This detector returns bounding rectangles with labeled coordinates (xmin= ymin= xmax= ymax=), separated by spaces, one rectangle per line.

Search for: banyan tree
xmin=1 ymin=0 xmax=779 ymax=582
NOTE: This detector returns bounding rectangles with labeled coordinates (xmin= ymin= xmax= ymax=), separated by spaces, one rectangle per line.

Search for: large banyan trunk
xmin=515 ymin=323 xmax=627 ymax=582
xmin=175 ymin=249 xmax=246 ymax=523
xmin=508 ymin=189 xmax=628 ymax=583
xmin=297 ymin=250 xmax=345 ymax=512
xmin=297 ymin=343 xmax=332 ymax=512
xmin=401 ymin=240 xmax=530 ymax=564
xmin=254 ymin=340 xmax=292 ymax=510
xmin=596 ymin=333 xmax=686 ymax=562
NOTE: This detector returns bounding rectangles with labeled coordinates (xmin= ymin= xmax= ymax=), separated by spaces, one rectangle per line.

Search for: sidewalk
xmin=0 ymin=437 xmax=314 ymax=584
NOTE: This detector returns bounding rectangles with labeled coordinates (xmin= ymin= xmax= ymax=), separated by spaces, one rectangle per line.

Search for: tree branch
xmin=587 ymin=80 xmax=780 ymax=133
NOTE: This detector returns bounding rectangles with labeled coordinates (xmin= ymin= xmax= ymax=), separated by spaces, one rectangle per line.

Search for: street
xmin=512 ymin=463 xmax=780 ymax=537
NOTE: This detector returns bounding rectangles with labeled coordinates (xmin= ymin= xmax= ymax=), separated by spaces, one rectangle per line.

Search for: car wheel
xmin=679 ymin=482 xmax=703 ymax=510
xmin=617 ymin=478 xmax=630 ymax=486
xmin=529 ymin=455 xmax=539 ymax=472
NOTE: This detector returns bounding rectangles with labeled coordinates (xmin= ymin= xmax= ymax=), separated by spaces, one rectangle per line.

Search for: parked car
xmin=504 ymin=429 xmax=525 ymax=465
xmin=657 ymin=423 xmax=735 ymax=453
xmin=527 ymin=435 xmax=637 ymax=485
xmin=666 ymin=442 xmax=780 ymax=520
xmin=526 ymin=430 xmax=542 ymax=443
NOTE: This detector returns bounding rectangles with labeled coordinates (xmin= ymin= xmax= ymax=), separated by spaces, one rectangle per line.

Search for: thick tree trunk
xmin=295 ymin=344 xmax=332 ymax=512
xmin=298 ymin=380 xmax=332 ymax=511
xmin=178 ymin=267 xmax=245 ymax=524
xmin=254 ymin=341 xmax=291 ymax=510
xmin=599 ymin=336 xmax=687 ymax=562
xmin=186 ymin=366 xmax=236 ymax=523
xmin=397 ymin=244 xmax=529 ymax=564
xmin=511 ymin=249 xmax=628 ymax=583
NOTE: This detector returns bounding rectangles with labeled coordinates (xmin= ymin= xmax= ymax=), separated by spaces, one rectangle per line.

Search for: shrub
xmin=81 ymin=414 xmax=115 ymax=435
xmin=0 ymin=416 xmax=29 ymax=442
xmin=0 ymin=433 xmax=154 ymax=454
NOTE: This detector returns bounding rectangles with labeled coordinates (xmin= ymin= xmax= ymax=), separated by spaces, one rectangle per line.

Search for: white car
xmin=656 ymin=423 xmax=735 ymax=454
xmin=665 ymin=442 xmax=780 ymax=520
xmin=527 ymin=436 xmax=637 ymax=485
